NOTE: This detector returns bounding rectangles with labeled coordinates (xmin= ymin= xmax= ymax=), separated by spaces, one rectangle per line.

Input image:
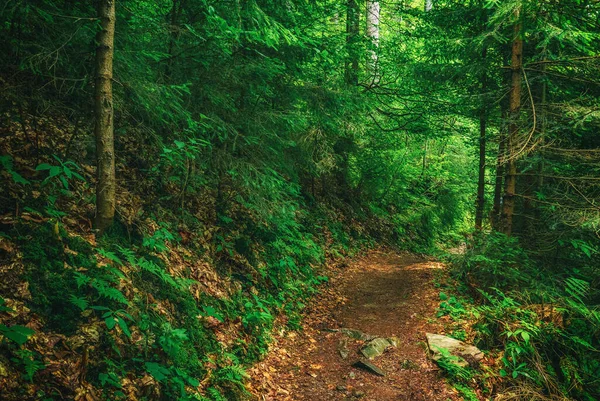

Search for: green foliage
xmin=0 ymin=155 xmax=30 ymax=185
xmin=143 ymin=225 xmax=177 ymax=253
xmin=12 ymin=350 xmax=45 ymax=382
xmin=36 ymin=156 xmax=85 ymax=190
xmin=449 ymin=235 xmax=600 ymax=400
xmin=3 ymin=0 xmax=599 ymax=399
xmin=0 ymin=324 xmax=35 ymax=346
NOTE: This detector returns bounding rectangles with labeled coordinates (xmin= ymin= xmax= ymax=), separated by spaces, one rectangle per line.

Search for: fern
xmin=206 ymin=387 xmax=227 ymax=401
xmin=565 ymin=277 xmax=590 ymax=303
xmin=98 ymin=248 xmax=123 ymax=266
xmin=73 ymin=271 xmax=91 ymax=288
xmin=137 ymin=257 xmax=180 ymax=289
xmin=69 ymin=295 xmax=89 ymax=311
xmin=13 ymin=350 xmax=45 ymax=382
xmin=90 ymin=278 xmax=129 ymax=306
xmin=116 ymin=245 xmax=137 ymax=266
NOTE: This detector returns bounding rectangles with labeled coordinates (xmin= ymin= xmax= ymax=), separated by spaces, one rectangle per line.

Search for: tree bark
xmin=94 ymin=0 xmax=116 ymax=233
xmin=501 ymin=10 xmax=523 ymax=236
xmin=345 ymin=0 xmax=359 ymax=86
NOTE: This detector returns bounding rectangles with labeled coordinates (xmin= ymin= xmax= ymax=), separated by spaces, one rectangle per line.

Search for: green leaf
xmin=105 ymin=316 xmax=117 ymax=330
xmin=59 ymin=175 xmax=69 ymax=190
xmin=11 ymin=171 xmax=30 ymax=185
xmin=117 ymin=318 xmax=131 ymax=338
xmin=35 ymin=163 xmax=53 ymax=171
xmin=0 ymin=325 xmax=35 ymax=345
xmin=145 ymin=362 xmax=170 ymax=382
xmin=48 ymin=166 xmax=61 ymax=178
xmin=186 ymin=376 xmax=200 ymax=387
xmin=439 ymin=292 xmax=448 ymax=301
xmin=202 ymin=305 xmax=224 ymax=322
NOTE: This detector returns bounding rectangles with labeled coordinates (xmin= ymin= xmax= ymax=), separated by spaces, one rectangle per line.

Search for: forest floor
xmin=249 ymin=250 xmax=461 ymax=401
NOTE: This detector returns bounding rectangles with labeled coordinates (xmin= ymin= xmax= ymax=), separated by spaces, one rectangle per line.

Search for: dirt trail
xmin=249 ymin=250 xmax=460 ymax=401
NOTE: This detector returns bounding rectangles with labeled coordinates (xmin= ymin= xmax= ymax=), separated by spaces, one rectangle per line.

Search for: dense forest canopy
xmin=0 ymin=0 xmax=599 ymax=400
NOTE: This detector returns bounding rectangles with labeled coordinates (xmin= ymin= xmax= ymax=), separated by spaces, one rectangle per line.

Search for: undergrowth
xmin=437 ymin=232 xmax=600 ymax=401
xmin=0 ymin=153 xmax=426 ymax=400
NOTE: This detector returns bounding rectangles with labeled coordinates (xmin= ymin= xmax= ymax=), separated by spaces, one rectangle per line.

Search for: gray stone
xmin=426 ymin=333 xmax=483 ymax=368
xmin=338 ymin=338 xmax=350 ymax=359
xmin=360 ymin=337 xmax=396 ymax=359
xmin=352 ymin=359 xmax=385 ymax=376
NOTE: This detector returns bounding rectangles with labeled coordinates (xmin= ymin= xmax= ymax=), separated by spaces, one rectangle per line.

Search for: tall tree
xmin=475 ymin=46 xmax=487 ymax=230
xmin=366 ymin=0 xmax=380 ymax=77
xmin=94 ymin=0 xmax=116 ymax=233
xmin=501 ymin=7 xmax=523 ymax=236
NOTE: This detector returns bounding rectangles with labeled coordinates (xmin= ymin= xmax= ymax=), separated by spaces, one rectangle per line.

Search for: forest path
xmin=249 ymin=250 xmax=460 ymax=401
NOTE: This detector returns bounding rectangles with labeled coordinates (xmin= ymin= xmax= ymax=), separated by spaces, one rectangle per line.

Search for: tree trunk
xmin=475 ymin=46 xmax=487 ymax=231
xmin=491 ymin=110 xmax=507 ymax=231
xmin=94 ymin=0 xmax=116 ymax=234
xmin=164 ymin=0 xmax=183 ymax=78
xmin=501 ymin=10 xmax=523 ymax=236
xmin=425 ymin=0 xmax=433 ymax=12
xmin=345 ymin=0 xmax=359 ymax=86
xmin=475 ymin=113 xmax=487 ymax=230
xmin=366 ymin=0 xmax=380 ymax=79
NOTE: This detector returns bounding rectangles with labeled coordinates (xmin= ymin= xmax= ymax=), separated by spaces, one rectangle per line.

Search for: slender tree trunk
xmin=366 ymin=0 xmax=380 ymax=80
xmin=345 ymin=0 xmax=359 ymax=86
xmin=165 ymin=0 xmax=183 ymax=78
xmin=501 ymin=10 xmax=523 ymax=236
xmin=475 ymin=46 xmax=488 ymax=231
xmin=475 ymin=114 xmax=487 ymax=229
xmin=94 ymin=0 xmax=116 ymax=233
xmin=491 ymin=109 xmax=507 ymax=231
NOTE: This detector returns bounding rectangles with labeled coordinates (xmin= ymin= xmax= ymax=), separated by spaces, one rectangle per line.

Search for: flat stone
xmin=426 ymin=333 xmax=483 ymax=368
xmin=360 ymin=337 xmax=396 ymax=359
xmin=352 ymin=359 xmax=385 ymax=376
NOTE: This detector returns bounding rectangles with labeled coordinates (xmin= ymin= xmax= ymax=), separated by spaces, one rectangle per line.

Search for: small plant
xmin=12 ymin=349 xmax=45 ymax=382
xmin=36 ymin=155 xmax=85 ymax=190
xmin=143 ymin=225 xmax=176 ymax=253
xmin=91 ymin=306 xmax=133 ymax=338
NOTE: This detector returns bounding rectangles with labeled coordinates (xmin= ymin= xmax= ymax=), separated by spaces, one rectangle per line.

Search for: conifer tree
xmin=94 ymin=0 xmax=116 ymax=233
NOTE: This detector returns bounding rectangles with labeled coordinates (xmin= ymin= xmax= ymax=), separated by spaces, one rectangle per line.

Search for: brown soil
xmin=249 ymin=250 xmax=461 ymax=401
